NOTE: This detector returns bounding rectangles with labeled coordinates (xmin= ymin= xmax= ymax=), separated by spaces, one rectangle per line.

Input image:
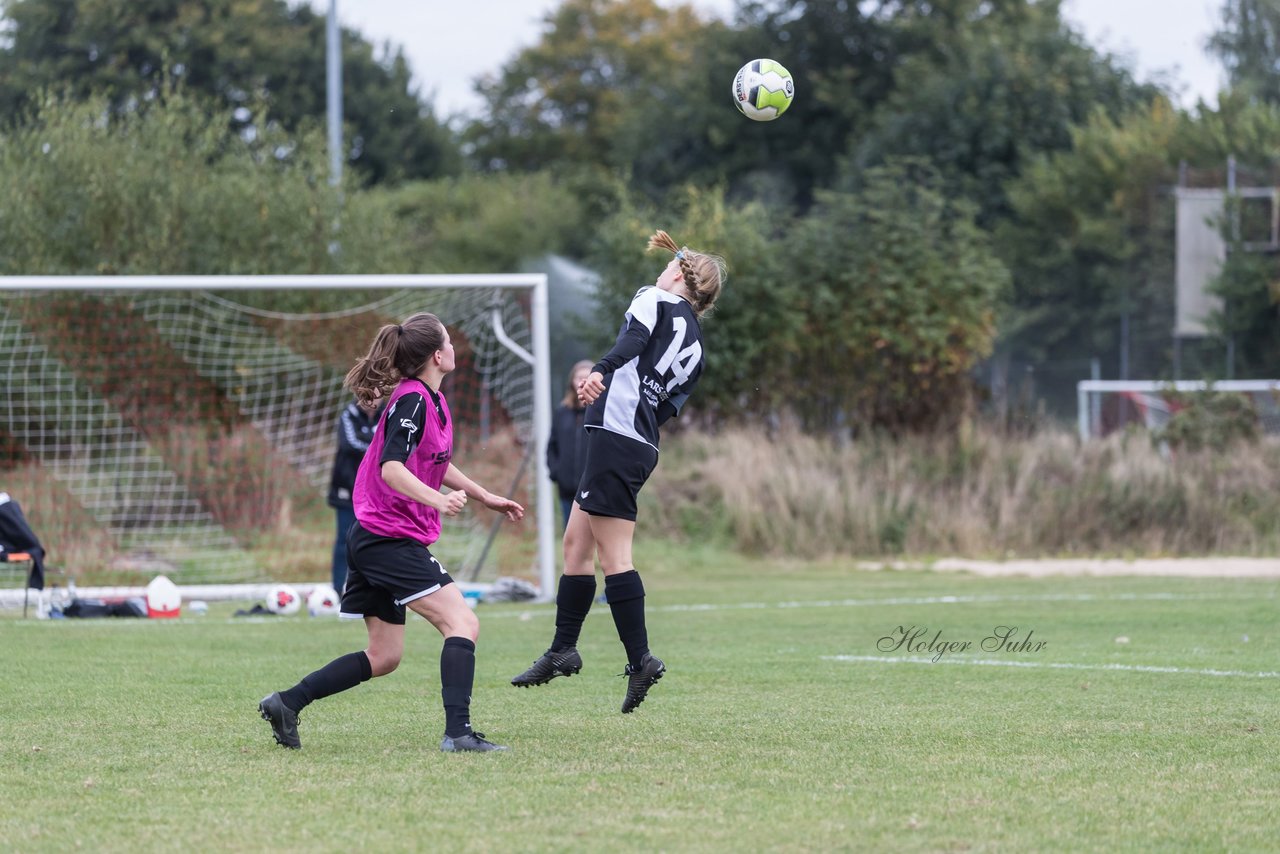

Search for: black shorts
xmin=575 ymin=428 xmax=658 ymax=521
xmin=340 ymin=521 xmax=453 ymax=625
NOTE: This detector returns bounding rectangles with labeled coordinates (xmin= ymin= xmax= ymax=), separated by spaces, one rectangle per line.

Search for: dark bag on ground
xmin=63 ymin=598 xmax=148 ymax=618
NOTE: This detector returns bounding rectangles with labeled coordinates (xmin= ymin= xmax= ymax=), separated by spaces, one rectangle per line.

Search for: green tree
xmin=786 ymin=160 xmax=1008 ymax=433
xmin=727 ymin=0 xmax=896 ymax=207
xmin=0 ymin=91 xmax=402 ymax=276
xmin=851 ymin=0 xmax=1160 ymax=225
xmin=1180 ymin=91 xmax=1280 ymax=376
xmin=584 ymin=184 xmax=798 ymax=420
xmin=0 ymin=0 xmax=459 ymax=184
xmin=997 ymin=101 xmax=1185 ymax=385
xmin=998 ymin=90 xmax=1280 ymax=395
xmin=1208 ymin=232 xmax=1280 ymax=375
xmin=1208 ymin=0 xmax=1280 ymax=104
xmin=465 ymin=0 xmax=713 ymax=176
xmin=0 ymin=92 xmax=582 ymax=286
xmin=354 ymin=171 xmax=588 ymax=274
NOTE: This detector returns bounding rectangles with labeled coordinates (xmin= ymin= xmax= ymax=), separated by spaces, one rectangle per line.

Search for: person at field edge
xmin=511 ymin=230 xmax=725 ymax=713
xmin=328 ymin=395 xmax=383 ymax=593
xmin=547 ymin=360 xmax=594 ymax=532
xmin=259 ymin=313 xmax=525 ymax=753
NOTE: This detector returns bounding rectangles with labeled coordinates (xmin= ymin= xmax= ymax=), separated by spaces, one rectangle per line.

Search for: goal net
xmin=1076 ymin=380 xmax=1280 ymax=440
xmin=0 ymin=275 xmax=554 ymax=598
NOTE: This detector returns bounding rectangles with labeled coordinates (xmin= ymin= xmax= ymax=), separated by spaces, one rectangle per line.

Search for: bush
xmin=784 ymin=160 xmax=1009 ymax=433
xmin=1153 ymin=388 xmax=1260 ymax=452
xmin=642 ymin=424 xmax=1280 ymax=558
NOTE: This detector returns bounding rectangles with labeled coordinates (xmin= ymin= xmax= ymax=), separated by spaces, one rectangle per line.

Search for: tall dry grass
xmin=641 ymin=424 xmax=1280 ymax=558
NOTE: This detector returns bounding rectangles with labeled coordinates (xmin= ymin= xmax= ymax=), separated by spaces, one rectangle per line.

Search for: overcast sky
xmin=310 ymin=0 xmax=1226 ymax=119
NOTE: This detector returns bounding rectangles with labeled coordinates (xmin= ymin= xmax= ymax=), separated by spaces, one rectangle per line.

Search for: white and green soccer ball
xmin=732 ymin=58 xmax=795 ymax=122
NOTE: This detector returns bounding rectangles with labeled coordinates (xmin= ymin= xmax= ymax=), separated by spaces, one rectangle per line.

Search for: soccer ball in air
xmin=307 ymin=584 xmax=341 ymax=617
xmin=732 ymin=58 xmax=794 ymax=122
xmin=265 ymin=583 xmax=301 ymax=616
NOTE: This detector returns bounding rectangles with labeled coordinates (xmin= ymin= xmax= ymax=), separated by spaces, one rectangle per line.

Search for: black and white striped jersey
xmin=584 ymin=286 xmax=705 ymax=450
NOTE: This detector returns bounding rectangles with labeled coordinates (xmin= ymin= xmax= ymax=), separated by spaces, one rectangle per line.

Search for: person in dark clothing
xmin=512 ymin=230 xmax=726 ymax=715
xmin=328 ymin=396 xmax=383 ymax=593
xmin=546 ymin=360 xmax=593 ymax=532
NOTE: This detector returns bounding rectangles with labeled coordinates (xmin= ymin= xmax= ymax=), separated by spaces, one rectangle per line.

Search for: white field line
xmin=479 ymin=590 xmax=1274 ymax=619
xmin=823 ymin=654 xmax=1280 ymax=680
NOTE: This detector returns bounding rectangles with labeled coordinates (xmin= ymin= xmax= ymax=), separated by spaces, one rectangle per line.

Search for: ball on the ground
xmin=732 ymin=58 xmax=795 ymax=122
xmin=265 ymin=583 xmax=301 ymax=616
xmin=306 ymin=584 xmax=341 ymax=617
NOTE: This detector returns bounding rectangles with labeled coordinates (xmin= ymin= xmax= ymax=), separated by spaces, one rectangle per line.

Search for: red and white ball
xmin=265 ymin=583 xmax=301 ymax=616
xmin=307 ymin=585 xmax=341 ymax=617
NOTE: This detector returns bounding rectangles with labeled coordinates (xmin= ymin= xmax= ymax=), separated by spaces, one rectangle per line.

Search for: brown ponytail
xmin=344 ymin=313 xmax=446 ymax=406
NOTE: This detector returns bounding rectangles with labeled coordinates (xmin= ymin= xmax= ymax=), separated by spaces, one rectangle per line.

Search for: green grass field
xmin=3 ymin=544 xmax=1278 ymax=852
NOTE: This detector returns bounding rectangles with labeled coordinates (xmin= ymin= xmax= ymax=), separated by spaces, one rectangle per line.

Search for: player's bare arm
xmin=444 ymin=463 xmax=525 ymax=521
xmin=382 ymin=459 xmax=467 ymax=516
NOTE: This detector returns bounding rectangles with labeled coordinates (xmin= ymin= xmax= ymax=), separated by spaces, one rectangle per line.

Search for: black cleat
xmin=510 ymin=647 xmax=583 ymax=687
xmin=258 ymin=692 xmax=301 ymax=749
xmin=440 ymin=731 xmax=509 ymax=752
xmin=620 ymin=653 xmax=665 ymax=714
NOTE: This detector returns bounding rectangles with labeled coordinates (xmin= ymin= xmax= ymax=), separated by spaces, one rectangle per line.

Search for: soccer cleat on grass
xmin=440 ymin=731 xmax=509 ymax=752
xmin=510 ymin=647 xmax=583 ymax=687
xmin=258 ymin=692 xmax=301 ymax=749
xmin=620 ymin=653 xmax=665 ymax=714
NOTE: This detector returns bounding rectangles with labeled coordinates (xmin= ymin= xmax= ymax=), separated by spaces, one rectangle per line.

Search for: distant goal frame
xmin=1077 ymin=379 xmax=1280 ymax=441
xmin=0 ymin=274 xmax=557 ymax=600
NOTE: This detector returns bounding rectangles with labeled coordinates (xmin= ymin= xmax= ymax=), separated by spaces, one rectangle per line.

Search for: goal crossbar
xmin=0 ymin=274 xmax=557 ymax=600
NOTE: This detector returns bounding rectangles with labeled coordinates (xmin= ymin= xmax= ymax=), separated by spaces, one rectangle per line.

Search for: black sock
xmin=606 ymin=570 xmax=648 ymax=668
xmin=551 ymin=574 xmax=597 ymax=652
xmin=279 ymin=651 xmax=372 ymax=712
xmin=440 ymin=636 xmax=476 ymax=739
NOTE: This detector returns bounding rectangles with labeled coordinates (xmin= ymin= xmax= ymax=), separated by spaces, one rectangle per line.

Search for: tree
xmin=785 ymin=160 xmax=1008 ymax=433
xmin=0 ymin=91 xmax=584 ymax=285
xmin=0 ymin=91 xmax=400 ymax=276
xmin=997 ymin=102 xmax=1186 ymax=381
xmin=726 ymin=0 xmax=896 ymax=208
xmin=584 ymin=184 xmax=799 ymax=420
xmin=1208 ymin=0 xmax=1280 ymax=105
xmin=1188 ymin=91 xmax=1280 ymax=374
xmin=465 ymin=0 xmax=712 ymax=176
xmin=850 ymin=0 xmax=1160 ymax=225
xmin=353 ymin=171 xmax=588 ymax=274
xmin=0 ymin=0 xmax=460 ymax=184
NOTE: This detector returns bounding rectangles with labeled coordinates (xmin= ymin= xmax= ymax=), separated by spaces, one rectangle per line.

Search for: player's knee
xmin=457 ymin=608 xmax=480 ymax=642
xmin=367 ymin=650 xmax=401 ymax=677
xmin=599 ymin=555 xmax=633 ymax=575
xmin=562 ymin=534 xmax=593 ymax=571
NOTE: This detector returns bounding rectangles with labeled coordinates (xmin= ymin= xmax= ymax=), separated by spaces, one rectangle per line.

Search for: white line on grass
xmin=480 ymin=591 xmax=1272 ymax=619
xmin=822 ymin=654 xmax=1280 ymax=679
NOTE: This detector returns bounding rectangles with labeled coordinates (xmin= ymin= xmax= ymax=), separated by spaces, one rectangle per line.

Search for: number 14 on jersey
xmin=654 ymin=316 xmax=702 ymax=390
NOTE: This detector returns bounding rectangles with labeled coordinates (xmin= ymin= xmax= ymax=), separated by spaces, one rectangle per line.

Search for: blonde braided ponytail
xmin=646 ymin=229 xmax=726 ymax=317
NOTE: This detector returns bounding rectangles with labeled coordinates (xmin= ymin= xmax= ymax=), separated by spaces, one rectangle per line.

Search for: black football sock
xmin=279 ymin=650 xmax=372 ymax=712
xmin=551 ymin=574 xmax=597 ymax=652
xmin=605 ymin=570 xmax=649 ymax=668
xmin=440 ymin=636 xmax=476 ymax=739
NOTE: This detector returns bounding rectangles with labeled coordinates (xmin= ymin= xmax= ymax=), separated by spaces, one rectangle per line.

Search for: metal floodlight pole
xmin=326 ymin=0 xmax=343 ymax=188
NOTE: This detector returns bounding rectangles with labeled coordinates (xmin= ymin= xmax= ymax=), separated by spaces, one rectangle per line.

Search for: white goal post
xmin=0 ymin=274 xmax=557 ymax=600
xmin=1077 ymin=379 xmax=1280 ymax=441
